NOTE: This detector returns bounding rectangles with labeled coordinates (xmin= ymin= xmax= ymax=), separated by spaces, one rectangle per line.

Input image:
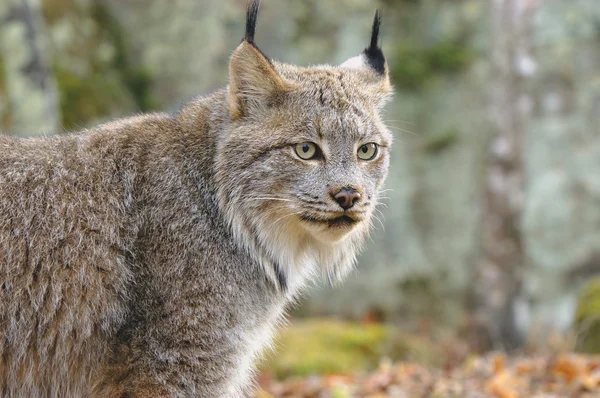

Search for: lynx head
xmin=216 ymin=0 xmax=392 ymax=294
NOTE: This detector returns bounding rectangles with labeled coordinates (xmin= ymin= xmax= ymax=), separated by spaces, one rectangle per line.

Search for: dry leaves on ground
xmin=256 ymin=353 xmax=600 ymax=398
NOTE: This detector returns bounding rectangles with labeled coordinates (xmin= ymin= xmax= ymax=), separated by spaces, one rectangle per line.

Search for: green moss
xmin=574 ymin=277 xmax=600 ymax=353
xmin=421 ymin=128 xmax=460 ymax=154
xmin=262 ymin=319 xmax=387 ymax=378
xmin=47 ymin=0 xmax=157 ymax=129
xmin=55 ymin=67 xmax=131 ymax=130
xmin=260 ymin=319 xmax=444 ymax=379
xmin=92 ymin=3 xmax=156 ymax=112
xmin=330 ymin=385 xmax=352 ymax=398
xmin=390 ymin=38 xmax=475 ymax=91
xmin=42 ymin=0 xmax=73 ymax=24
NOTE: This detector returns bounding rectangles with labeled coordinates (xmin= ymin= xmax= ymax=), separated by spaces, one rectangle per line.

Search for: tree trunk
xmin=0 ymin=0 xmax=59 ymax=135
xmin=474 ymin=0 xmax=538 ymax=350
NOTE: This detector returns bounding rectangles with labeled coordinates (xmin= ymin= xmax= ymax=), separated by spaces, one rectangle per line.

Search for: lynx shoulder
xmin=0 ymin=1 xmax=392 ymax=396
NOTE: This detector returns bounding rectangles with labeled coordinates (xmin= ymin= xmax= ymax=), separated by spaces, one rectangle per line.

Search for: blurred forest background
xmin=3 ymin=0 xmax=600 ymax=395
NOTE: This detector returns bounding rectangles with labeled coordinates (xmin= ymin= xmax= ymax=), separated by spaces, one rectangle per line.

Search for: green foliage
xmin=45 ymin=0 xmax=156 ymax=130
xmin=54 ymin=67 xmax=131 ymax=130
xmin=92 ymin=3 xmax=156 ymax=112
xmin=574 ymin=277 xmax=600 ymax=353
xmin=260 ymin=319 xmax=444 ymax=379
xmin=390 ymin=38 xmax=475 ymax=91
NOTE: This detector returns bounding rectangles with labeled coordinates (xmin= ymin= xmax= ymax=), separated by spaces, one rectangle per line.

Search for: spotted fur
xmin=0 ymin=1 xmax=392 ymax=396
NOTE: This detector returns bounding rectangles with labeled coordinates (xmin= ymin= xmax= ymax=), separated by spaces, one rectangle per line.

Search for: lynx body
xmin=0 ymin=2 xmax=392 ymax=396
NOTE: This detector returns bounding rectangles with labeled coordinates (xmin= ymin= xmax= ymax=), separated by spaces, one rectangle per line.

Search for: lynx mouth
xmin=300 ymin=214 xmax=358 ymax=228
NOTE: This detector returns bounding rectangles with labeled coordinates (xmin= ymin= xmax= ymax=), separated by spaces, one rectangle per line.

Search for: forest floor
xmin=253 ymin=319 xmax=600 ymax=398
xmin=256 ymin=352 xmax=600 ymax=397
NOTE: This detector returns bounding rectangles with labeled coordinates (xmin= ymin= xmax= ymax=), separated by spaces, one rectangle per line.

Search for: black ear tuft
xmin=363 ymin=10 xmax=386 ymax=75
xmin=369 ymin=9 xmax=381 ymax=50
xmin=245 ymin=0 xmax=260 ymax=43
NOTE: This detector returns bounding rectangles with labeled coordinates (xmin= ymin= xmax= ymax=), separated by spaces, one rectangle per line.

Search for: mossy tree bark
xmin=474 ymin=0 xmax=538 ymax=350
xmin=0 ymin=0 xmax=59 ymax=135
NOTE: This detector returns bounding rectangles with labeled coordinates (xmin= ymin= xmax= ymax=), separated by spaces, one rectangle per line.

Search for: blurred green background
xmin=3 ymin=0 xmax=600 ymax=387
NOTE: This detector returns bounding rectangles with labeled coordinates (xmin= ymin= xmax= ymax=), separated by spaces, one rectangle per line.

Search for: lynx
xmin=0 ymin=1 xmax=392 ymax=396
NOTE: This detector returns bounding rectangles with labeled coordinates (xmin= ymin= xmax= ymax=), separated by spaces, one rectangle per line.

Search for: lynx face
xmin=223 ymin=68 xmax=390 ymax=244
xmin=280 ymin=71 xmax=391 ymax=244
xmin=216 ymin=4 xmax=392 ymax=292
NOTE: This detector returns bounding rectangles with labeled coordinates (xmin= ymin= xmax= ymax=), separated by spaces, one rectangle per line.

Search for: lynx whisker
xmin=372 ymin=213 xmax=386 ymax=232
xmin=272 ymin=210 xmax=304 ymax=227
xmin=376 ymin=201 xmax=388 ymax=209
xmin=386 ymin=125 xmax=418 ymax=136
xmin=374 ymin=207 xmax=386 ymax=219
xmin=385 ymin=119 xmax=416 ymax=125
xmin=248 ymin=197 xmax=294 ymax=202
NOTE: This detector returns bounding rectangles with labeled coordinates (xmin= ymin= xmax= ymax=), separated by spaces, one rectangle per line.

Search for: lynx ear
xmin=228 ymin=1 xmax=295 ymax=120
xmin=341 ymin=10 xmax=391 ymax=95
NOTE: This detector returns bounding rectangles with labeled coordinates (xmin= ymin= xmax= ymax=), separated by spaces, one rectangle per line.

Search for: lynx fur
xmin=0 ymin=1 xmax=392 ymax=396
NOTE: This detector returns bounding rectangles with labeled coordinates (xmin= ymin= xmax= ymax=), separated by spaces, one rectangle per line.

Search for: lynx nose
xmin=332 ymin=188 xmax=361 ymax=210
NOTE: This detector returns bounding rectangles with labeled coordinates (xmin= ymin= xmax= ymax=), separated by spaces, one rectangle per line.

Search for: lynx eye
xmin=294 ymin=142 xmax=319 ymax=160
xmin=357 ymin=143 xmax=378 ymax=160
